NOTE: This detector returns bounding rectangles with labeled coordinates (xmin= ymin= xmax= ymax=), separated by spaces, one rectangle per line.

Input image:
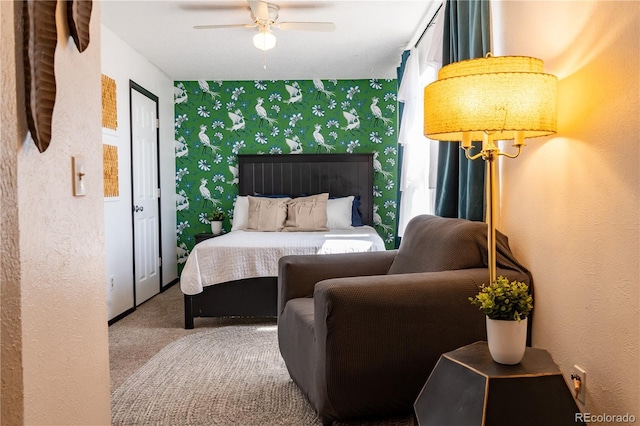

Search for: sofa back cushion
xmin=388 ymin=215 xmax=489 ymax=274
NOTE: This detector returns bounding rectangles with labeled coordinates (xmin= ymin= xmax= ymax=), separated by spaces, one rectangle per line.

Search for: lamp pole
xmin=484 ymin=142 xmax=499 ymax=285
xmin=462 ymin=132 xmax=503 ymax=284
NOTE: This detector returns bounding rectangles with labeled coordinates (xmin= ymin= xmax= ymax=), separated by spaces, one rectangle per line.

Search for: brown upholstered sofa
xmin=277 ymin=215 xmax=532 ymax=424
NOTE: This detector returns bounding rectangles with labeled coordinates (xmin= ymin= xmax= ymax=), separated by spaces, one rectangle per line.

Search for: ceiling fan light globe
xmin=253 ymin=31 xmax=276 ymax=50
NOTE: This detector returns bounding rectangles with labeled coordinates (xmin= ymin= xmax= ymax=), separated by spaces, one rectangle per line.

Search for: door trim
xmin=129 ymin=80 xmax=162 ymax=306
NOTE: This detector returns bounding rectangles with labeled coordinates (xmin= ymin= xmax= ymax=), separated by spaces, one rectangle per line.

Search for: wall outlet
xmin=573 ymin=365 xmax=586 ymax=404
xmin=110 ymin=276 xmax=115 ymax=291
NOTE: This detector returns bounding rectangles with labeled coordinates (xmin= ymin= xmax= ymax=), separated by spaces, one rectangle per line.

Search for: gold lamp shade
xmin=424 ymin=54 xmax=558 ymax=285
xmin=424 ymin=55 xmax=557 ymax=142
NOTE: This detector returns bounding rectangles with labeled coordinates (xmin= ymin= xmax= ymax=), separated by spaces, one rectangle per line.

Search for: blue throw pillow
xmin=351 ymin=196 xmax=364 ymax=227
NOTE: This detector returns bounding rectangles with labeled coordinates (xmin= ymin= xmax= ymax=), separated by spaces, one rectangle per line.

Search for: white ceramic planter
xmin=210 ymin=221 xmax=222 ymax=236
xmin=486 ymin=317 xmax=528 ymax=365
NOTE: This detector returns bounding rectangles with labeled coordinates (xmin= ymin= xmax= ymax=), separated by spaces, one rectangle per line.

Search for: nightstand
xmin=194 ymin=233 xmax=217 ymax=245
xmin=414 ymin=341 xmax=584 ymax=425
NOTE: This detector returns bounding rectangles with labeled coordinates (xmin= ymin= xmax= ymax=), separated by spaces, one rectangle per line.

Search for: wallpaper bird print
xmin=174 ymin=79 xmax=398 ymax=268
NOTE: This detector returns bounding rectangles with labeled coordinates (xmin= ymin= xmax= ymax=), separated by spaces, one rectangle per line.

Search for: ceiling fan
xmin=193 ymin=0 xmax=336 ymax=51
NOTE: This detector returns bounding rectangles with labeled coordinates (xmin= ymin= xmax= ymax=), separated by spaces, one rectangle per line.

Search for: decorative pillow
xmin=247 ymin=196 xmax=289 ymax=231
xmin=326 ymin=196 xmax=355 ymax=229
xmin=351 ymin=196 xmax=364 ymax=226
xmin=284 ymin=193 xmax=329 ymax=231
xmin=231 ymin=196 xmax=249 ymax=231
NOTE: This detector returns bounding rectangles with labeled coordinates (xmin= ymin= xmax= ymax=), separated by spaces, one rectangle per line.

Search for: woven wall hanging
xmin=101 ymin=74 xmax=117 ymax=130
xmin=103 ymin=144 xmax=119 ymax=197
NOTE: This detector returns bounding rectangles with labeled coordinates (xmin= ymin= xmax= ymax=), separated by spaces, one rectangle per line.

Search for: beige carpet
xmin=112 ymin=324 xmax=322 ymax=425
xmin=109 ymin=284 xmax=272 ymax=391
xmin=109 ymin=284 xmax=415 ymax=425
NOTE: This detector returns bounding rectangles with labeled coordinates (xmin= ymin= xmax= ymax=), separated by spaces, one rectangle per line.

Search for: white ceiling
xmin=100 ymin=0 xmax=441 ymax=81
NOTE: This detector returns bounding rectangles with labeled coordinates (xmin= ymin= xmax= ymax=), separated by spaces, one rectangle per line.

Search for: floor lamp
xmin=423 ymin=54 xmax=557 ymax=284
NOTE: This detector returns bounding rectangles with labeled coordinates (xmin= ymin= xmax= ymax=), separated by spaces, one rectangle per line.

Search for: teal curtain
xmin=434 ymin=0 xmax=491 ymax=220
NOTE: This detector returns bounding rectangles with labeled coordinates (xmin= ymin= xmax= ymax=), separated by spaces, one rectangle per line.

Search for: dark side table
xmin=194 ymin=233 xmax=216 ymax=245
xmin=414 ymin=341 xmax=584 ymax=425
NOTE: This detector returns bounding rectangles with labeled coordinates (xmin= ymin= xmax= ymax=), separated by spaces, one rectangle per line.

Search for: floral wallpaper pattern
xmin=174 ymin=79 xmax=398 ymax=268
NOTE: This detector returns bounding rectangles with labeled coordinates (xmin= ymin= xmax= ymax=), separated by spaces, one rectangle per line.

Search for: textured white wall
xmin=493 ymin=0 xmax=639 ymax=418
xmin=102 ymin=24 xmax=177 ymax=320
xmin=1 ymin=0 xmax=25 ymax=423
xmin=4 ymin=1 xmax=111 ymax=423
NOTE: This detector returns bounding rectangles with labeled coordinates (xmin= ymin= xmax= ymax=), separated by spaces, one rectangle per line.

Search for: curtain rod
xmin=414 ymin=2 xmax=444 ymax=48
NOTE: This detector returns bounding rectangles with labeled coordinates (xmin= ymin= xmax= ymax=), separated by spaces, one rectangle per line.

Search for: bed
xmin=181 ymin=153 xmax=385 ymax=328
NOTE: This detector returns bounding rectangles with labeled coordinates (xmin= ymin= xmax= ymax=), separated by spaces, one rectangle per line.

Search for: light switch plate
xmin=72 ymin=156 xmax=86 ymax=196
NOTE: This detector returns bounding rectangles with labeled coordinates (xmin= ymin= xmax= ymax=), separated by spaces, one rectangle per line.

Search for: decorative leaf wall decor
xmin=67 ymin=0 xmax=92 ymax=53
xmin=23 ymin=0 xmax=58 ymax=153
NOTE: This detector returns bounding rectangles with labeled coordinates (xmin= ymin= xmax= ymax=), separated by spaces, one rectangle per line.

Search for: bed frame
xmin=184 ymin=153 xmax=375 ymax=328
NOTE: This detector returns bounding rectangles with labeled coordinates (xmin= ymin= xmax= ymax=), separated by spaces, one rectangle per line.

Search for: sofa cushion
xmin=388 ymin=215 xmax=489 ymax=274
xmin=277 ymin=298 xmax=318 ymax=407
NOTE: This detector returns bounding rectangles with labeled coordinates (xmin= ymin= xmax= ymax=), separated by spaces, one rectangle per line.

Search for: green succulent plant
xmin=208 ymin=210 xmax=226 ymax=222
xmin=469 ymin=276 xmax=533 ymax=321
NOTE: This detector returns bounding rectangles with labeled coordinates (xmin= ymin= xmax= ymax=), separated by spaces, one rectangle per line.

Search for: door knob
xmin=133 ymin=205 xmax=144 ymax=212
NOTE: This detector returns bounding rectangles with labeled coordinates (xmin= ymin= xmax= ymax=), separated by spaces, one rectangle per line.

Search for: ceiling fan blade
xmin=179 ymin=2 xmax=250 ymax=12
xmin=193 ymin=23 xmax=256 ymax=30
xmin=277 ymin=22 xmax=336 ymax=32
xmin=248 ymin=0 xmax=270 ymax=21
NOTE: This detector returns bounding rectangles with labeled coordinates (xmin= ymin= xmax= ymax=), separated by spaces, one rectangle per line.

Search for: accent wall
xmin=174 ymin=79 xmax=399 ymax=268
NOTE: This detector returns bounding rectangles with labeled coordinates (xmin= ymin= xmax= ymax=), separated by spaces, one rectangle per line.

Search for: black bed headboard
xmin=238 ymin=154 xmax=374 ymax=226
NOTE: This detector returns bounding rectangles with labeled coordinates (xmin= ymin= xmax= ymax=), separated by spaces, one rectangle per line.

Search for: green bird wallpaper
xmin=174 ymin=78 xmax=399 ymax=269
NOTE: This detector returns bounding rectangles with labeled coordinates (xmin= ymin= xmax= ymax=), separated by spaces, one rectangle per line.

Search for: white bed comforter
xmin=180 ymin=226 xmax=386 ymax=295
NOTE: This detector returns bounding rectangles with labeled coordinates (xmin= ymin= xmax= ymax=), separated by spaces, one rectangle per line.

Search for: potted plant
xmin=208 ymin=210 xmax=226 ymax=235
xmin=469 ymin=276 xmax=533 ymax=364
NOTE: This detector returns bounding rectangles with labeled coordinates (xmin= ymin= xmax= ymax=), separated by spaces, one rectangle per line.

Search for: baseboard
xmin=108 ymin=278 xmax=178 ymax=326
xmin=162 ymin=277 xmax=179 ymax=292
xmin=108 ymin=307 xmax=136 ymax=326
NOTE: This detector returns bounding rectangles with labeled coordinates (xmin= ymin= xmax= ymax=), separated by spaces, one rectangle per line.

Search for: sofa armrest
xmin=311 ymin=267 xmax=528 ymax=419
xmin=314 ymin=268 xmax=492 ymax=344
xmin=277 ymin=250 xmax=397 ymax=316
